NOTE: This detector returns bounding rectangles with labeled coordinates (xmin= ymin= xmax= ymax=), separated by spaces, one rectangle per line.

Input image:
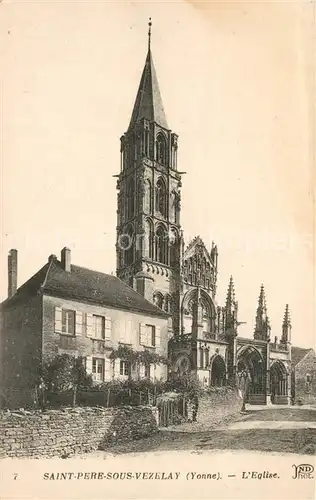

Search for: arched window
xmin=164 ymin=294 xmax=172 ymax=313
xmin=144 ymin=179 xmax=152 ymax=213
xmin=155 ymin=226 xmax=167 ymax=264
xmin=155 ymin=178 xmax=167 ymax=218
xmin=153 ymin=291 xmax=163 ymax=309
xmin=126 ymin=178 xmax=134 ymax=219
xmin=155 ymin=133 xmax=167 ymax=165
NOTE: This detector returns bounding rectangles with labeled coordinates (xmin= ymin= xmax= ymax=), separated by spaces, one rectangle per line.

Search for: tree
xmin=40 ymin=354 xmax=93 ymax=407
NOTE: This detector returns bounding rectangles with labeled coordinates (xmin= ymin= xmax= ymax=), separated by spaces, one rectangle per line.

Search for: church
xmin=115 ymin=21 xmax=292 ymax=405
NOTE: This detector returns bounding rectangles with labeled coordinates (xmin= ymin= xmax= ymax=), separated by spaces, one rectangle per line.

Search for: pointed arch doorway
xmin=270 ymin=361 xmax=288 ymax=404
xmin=237 ymin=346 xmax=265 ymax=404
xmin=209 ymin=355 xmax=226 ymax=386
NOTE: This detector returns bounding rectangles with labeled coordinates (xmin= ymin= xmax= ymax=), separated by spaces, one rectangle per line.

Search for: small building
xmin=291 ymin=346 xmax=316 ymax=404
xmin=0 ymin=248 xmax=170 ymax=409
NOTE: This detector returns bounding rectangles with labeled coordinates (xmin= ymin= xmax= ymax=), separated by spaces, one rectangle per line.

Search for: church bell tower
xmin=116 ymin=20 xmax=183 ymax=332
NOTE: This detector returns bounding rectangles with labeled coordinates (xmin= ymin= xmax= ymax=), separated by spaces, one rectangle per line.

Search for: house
xmin=291 ymin=346 xmax=316 ymax=403
xmin=0 ymin=248 xmax=170 ymax=409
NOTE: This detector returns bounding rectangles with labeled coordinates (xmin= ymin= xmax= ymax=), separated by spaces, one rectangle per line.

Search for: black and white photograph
xmin=0 ymin=1 xmax=315 ymax=499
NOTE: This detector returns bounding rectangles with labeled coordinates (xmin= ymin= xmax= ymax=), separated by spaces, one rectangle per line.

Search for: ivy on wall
xmin=109 ymin=344 xmax=169 ymax=366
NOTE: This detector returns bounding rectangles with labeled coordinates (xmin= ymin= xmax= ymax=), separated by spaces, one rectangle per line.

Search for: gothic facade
xmin=116 ymin=25 xmax=292 ymax=405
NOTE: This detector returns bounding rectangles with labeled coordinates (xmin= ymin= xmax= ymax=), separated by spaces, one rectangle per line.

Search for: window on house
xmin=146 ymin=325 xmax=156 ymax=347
xmin=92 ymin=358 xmax=105 ymax=382
xmin=62 ymin=309 xmax=75 ymax=335
xmin=120 ymin=360 xmax=130 ymax=376
xmin=93 ymin=315 xmax=105 ymax=339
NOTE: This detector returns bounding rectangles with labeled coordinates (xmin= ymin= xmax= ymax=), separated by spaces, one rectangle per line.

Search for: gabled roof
xmin=291 ymin=346 xmax=313 ymax=366
xmin=128 ymin=48 xmax=168 ymax=130
xmin=183 ymin=235 xmax=215 ymax=266
xmin=1 ymin=258 xmax=168 ymax=318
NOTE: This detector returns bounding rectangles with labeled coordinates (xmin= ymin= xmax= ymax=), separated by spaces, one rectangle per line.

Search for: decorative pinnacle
xmin=148 ymin=17 xmax=152 ymax=50
xmin=226 ymin=275 xmax=235 ymax=304
xmin=283 ymin=304 xmax=291 ymax=327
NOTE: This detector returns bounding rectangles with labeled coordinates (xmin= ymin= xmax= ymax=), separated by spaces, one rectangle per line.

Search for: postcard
xmin=0 ymin=1 xmax=315 ymax=499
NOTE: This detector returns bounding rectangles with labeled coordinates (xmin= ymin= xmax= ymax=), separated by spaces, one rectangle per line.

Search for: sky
xmin=0 ymin=0 xmax=314 ymax=348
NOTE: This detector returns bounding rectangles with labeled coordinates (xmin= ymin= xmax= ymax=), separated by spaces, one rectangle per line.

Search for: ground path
xmin=77 ymin=405 xmax=316 ymax=458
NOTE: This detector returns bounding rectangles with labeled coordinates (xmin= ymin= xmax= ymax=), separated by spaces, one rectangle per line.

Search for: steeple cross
xmin=148 ymin=18 xmax=152 ymax=50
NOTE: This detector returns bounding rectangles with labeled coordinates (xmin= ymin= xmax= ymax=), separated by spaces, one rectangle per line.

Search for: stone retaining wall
xmin=197 ymin=388 xmax=242 ymax=426
xmin=0 ymin=406 xmax=158 ymax=459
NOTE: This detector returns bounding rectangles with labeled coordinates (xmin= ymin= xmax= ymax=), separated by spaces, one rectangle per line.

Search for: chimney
xmin=61 ymin=247 xmax=71 ymax=272
xmin=8 ymin=249 xmax=18 ymax=298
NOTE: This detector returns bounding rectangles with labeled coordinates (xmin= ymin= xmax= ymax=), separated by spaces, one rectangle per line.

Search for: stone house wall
xmin=0 ymin=294 xmax=43 ymax=409
xmin=42 ymin=294 xmax=169 ymax=382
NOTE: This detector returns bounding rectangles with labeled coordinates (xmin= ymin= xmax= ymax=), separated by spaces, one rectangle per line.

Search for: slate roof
xmin=1 ymin=257 xmax=168 ymax=318
xmin=128 ymin=48 xmax=168 ymax=130
xmin=291 ymin=346 xmax=313 ymax=366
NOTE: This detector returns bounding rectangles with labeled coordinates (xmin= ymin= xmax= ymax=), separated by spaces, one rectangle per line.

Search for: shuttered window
xmin=55 ymin=307 xmax=76 ymax=335
xmin=93 ymin=315 xmax=105 ymax=339
xmin=139 ymin=323 xmax=161 ymax=347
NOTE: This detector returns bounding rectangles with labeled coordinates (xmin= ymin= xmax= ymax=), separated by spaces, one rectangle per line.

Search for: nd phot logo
xmin=292 ymin=464 xmax=314 ymax=480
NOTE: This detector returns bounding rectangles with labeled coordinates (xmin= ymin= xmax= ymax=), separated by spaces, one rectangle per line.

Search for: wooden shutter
xmin=139 ymin=364 xmax=145 ymax=378
xmin=155 ymin=325 xmax=161 ymax=347
xmin=125 ymin=319 xmax=132 ymax=344
xmin=86 ymin=313 xmax=93 ymax=337
xmin=139 ymin=323 xmax=147 ymax=346
xmin=75 ymin=311 xmax=83 ymax=335
xmin=105 ymin=317 xmax=112 ymax=340
xmin=104 ymin=357 xmax=111 ymax=381
xmin=86 ymin=356 xmax=93 ymax=374
xmin=155 ymin=364 xmax=161 ymax=381
xmin=119 ymin=323 xmax=126 ymax=343
xmin=114 ymin=359 xmax=120 ymax=379
xmin=54 ymin=307 xmax=62 ymax=333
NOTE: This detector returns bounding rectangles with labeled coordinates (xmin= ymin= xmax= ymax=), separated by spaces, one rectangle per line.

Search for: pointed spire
xmin=224 ymin=276 xmax=238 ymax=336
xmin=254 ymin=284 xmax=271 ymax=341
xmin=283 ymin=304 xmax=291 ymax=327
xmin=281 ymin=304 xmax=291 ymax=344
xmin=128 ymin=19 xmax=169 ymax=130
xmin=225 ymin=275 xmax=235 ymax=309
